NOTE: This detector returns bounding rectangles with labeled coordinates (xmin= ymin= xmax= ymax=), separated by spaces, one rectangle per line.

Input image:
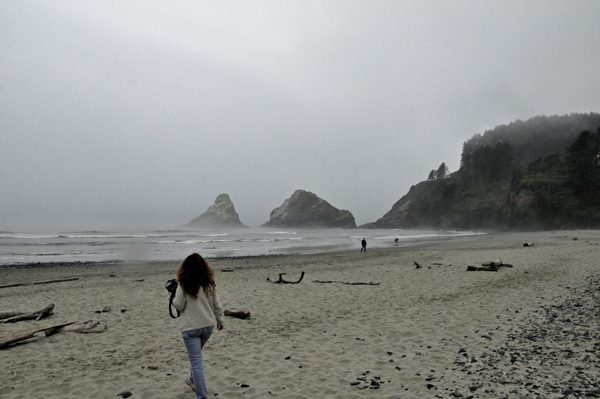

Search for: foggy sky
xmin=2 ymin=1 xmax=600 ymax=231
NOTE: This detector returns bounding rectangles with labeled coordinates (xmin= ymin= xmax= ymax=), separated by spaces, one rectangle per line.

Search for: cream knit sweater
xmin=172 ymin=284 xmax=224 ymax=333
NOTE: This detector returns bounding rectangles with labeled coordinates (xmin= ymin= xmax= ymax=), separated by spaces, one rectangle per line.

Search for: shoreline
xmin=1 ymin=227 xmax=585 ymax=271
xmin=1 ymin=230 xmax=599 ymax=398
xmin=0 ymin=227 xmax=485 ymax=268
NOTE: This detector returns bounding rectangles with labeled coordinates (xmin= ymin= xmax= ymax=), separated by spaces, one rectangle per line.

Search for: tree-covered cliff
xmin=362 ymin=113 xmax=600 ymax=230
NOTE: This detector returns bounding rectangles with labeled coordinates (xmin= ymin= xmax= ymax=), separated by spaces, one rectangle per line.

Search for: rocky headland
xmin=262 ymin=189 xmax=356 ymax=229
xmin=361 ymin=113 xmax=600 ymax=230
xmin=359 ymin=178 xmax=444 ymax=229
xmin=185 ymin=193 xmax=246 ymax=228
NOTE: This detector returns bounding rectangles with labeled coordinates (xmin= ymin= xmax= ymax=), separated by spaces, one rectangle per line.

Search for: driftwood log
xmin=63 ymin=320 xmax=107 ymax=333
xmin=0 ymin=311 xmax=25 ymax=320
xmin=467 ymin=265 xmax=498 ymax=272
xmin=224 ymin=309 xmax=251 ymax=319
xmin=267 ymin=272 xmax=305 ymax=284
xmin=0 ymin=277 xmax=78 ymax=289
xmin=0 ymin=321 xmax=74 ymax=349
xmin=313 ymin=280 xmax=380 ymax=286
xmin=481 ymin=262 xmax=512 ymax=267
xmin=0 ymin=304 xmax=55 ymax=323
xmin=467 ymin=261 xmax=513 ymax=272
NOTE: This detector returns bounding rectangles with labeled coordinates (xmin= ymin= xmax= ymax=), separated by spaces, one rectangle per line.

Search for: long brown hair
xmin=177 ymin=253 xmax=216 ymax=298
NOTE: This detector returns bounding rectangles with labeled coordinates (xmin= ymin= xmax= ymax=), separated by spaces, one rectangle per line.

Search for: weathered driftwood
xmin=481 ymin=262 xmax=513 ymax=267
xmin=467 ymin=261 xmax=513 ymax=271
xmin=0 ymin=304 xmax=55 ymax=323
xmin=0 ymin=321 xmax=74 ymax=349
xmin=313 ymin=280 xmax=380 ymax=286
xmin=483 ymin=259 xmax=508 ymax=267
xmin=346 ymin=281 xmax=379 ymax=285
xmin=0 ymin=311 xmax=25 ymax=320
xmin=224 ymin=309 xmax=251 ymax=319
xmin=0 ymin=277 xmax=79 ymax=289
xmin=267 ymin=272 xmax=305 ymax=284
xmin=467 ymin=265 xmax=498 ymax=272
xmin=63 ymin=320 xmax=107 ymax=333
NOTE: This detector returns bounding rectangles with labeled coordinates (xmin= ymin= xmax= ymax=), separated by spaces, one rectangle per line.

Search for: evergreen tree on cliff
xmin=427 ymin=170 xmax=436 ymax=181
xmin=566 ymin=128 xmax=600 ymax=210
xmin=436 ymin=163 xmax=449 ymax=179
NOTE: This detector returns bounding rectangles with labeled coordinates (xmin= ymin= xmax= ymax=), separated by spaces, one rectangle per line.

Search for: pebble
xmin=450 ymin=274 xmax=600 ymax=397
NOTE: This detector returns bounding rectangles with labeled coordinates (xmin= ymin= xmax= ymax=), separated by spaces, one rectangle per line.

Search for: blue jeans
xmin=182 ymin=326 xmax=214 ymax=399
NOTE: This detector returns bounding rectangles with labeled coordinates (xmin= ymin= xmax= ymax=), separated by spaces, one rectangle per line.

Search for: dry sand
xmin=1 ymin=230 xmax=599 ymax=398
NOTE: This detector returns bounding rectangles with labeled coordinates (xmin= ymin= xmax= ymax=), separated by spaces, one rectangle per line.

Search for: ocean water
xmin=0 ymin=227 xmax=482 ymax=266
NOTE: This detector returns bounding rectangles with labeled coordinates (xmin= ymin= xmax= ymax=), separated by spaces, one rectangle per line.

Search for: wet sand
xmin=1 ymin=230 xmax=599 ymax=398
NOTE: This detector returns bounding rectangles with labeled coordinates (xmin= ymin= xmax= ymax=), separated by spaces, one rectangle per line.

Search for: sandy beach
xmin=1 ymin=230 xmax=600 ymax=398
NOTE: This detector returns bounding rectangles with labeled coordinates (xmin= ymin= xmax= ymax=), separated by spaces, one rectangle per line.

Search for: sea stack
xmin=262 ymin=189 xmax=357 ymax=229
xmin=186 ymin=194 xmax=246 ymax=228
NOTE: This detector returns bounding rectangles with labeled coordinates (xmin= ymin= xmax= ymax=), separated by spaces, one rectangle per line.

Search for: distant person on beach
xmin=361 ymin=238 xmax=367 ymax=252
xmin=172 ymin=253 xmax=224 ymax=399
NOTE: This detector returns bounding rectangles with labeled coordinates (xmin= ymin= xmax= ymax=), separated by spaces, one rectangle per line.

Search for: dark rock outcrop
xmin=262 ymin=190 xmax=357 ymax=229
xmin=186 ymin=194 xmax=246 ymax=228
xmin=359 ymin=178 xmax=461 ymax=229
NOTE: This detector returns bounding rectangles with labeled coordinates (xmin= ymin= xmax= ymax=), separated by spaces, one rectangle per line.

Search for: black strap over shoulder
xmin=168 ymin=294 xmax=180 ymax=318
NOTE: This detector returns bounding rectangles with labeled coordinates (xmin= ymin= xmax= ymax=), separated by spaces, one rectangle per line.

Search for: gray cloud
xmin=2 ymin=1 xmax=600 ymax=231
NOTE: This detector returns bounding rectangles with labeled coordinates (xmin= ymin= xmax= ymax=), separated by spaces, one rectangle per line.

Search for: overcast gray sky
xmin=2 ymin=1 xmax=600 ymax=231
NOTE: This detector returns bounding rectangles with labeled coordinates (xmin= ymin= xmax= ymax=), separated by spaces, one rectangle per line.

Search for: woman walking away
xmin=173 ymin=253 xmax=224 ymax=399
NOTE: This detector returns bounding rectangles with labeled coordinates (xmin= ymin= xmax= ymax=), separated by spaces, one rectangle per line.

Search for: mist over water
xmin=0 ymin=227 xmax=482 ymax=266
xmin=2 ymin=2 xmax=600 ymax=233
